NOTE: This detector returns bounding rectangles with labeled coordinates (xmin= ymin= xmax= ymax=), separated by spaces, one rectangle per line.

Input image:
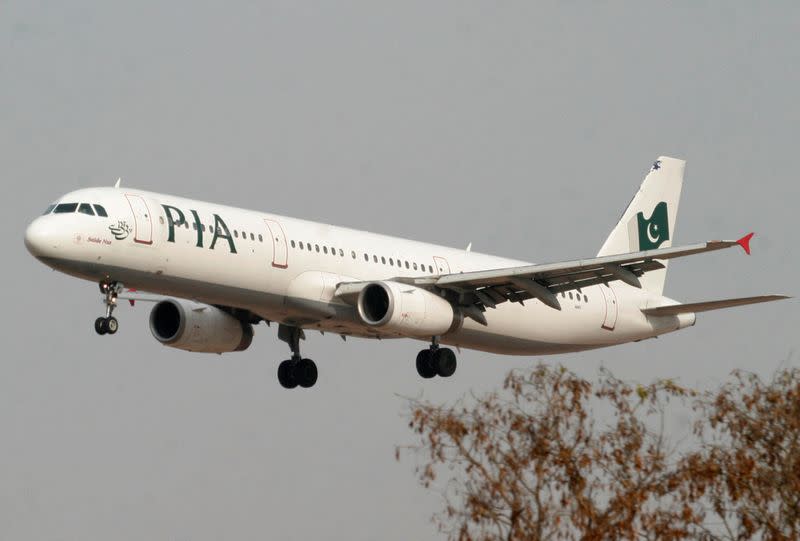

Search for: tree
xmin=682 ymin=368 xmax=800 ymax=540
xmin=400 ymin=364 xmax=800 ymax=541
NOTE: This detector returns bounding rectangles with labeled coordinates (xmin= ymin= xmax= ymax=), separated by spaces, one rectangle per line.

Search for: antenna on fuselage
xmin=114 ymin=177 xmax=122 ymax=188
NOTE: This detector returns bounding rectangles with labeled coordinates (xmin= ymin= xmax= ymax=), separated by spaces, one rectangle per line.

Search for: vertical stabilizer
xmin=597 ymin=157 xmax=685 ymax=295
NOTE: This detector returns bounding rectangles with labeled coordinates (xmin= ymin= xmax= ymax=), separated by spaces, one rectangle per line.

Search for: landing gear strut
xmin=276 ymin=324 xmax=318 ymax=389
xmin=416 ymin=336 xmax=457 ymax=379
xmin=94 ymin=281 xmax=122 ymax=335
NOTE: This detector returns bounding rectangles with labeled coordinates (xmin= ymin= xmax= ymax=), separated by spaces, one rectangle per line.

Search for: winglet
xmin=736 ymin=232 xmax=754 ymax=255
xmin=114 ymin=177 xmax=122 ymax=188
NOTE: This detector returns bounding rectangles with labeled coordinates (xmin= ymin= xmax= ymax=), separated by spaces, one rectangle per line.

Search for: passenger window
xmin=234 ymin=230 xmax=239 ymax=238
xmin=250 ymin=233 xmax=255 ymax=241
xmin=373 ymin=255 xmax=378 ymax=263
xmin=569 ymin=292 xmax=573 ymax=300
xmin=381 ymin=256 xmax=386 ymax=264
xmin=43 ymin=204 xmax=56 ymax=215
xmin=291 ymin=240 xmax=296 ymax=248
xmin=405 ymin=261 xmax=409 ymax=269
xmin=413 ymin=263 xmax=417 ymax=270
xmin=363 ymin=253 xmax=368 ymax=261
xmin=584 ymin=295 xmax=588 ymax=302
xmin=315 ymin=244 xmax=320 ymax=252
xmin=259 ymin=234 xmax=263 ymax=242
xmin=307 ymin=243 xmax=312 ymax=251
xmin=93 ymin=204 xmax=108 ymax=217
xmin=389 ymin=258 xmax=394 ymax=266
xmin=54 ymin=203 xmax=78 ymax=213
xmin=352 ymin=251 xmax=356 ymax=259
xmin=428 ymin=265 xmax=433 ymax=273
xmin=323 ymin=246 xmax=328 ymax=254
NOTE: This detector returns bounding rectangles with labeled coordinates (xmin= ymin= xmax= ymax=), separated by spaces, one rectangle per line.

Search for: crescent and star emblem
xmin=647 ymin=222 xmax=660 ymax=244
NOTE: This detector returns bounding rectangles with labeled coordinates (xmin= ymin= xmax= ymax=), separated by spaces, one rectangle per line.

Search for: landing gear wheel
xmin=95 ymin=317 xmax=108 ymax=335
xmin=433 ymin=348 xmax=457 ymax=378
xmin=105 ymin=317 xmax=119 ymax=335
xmin=276 ymin=325 xmax=319 ymax=389
xmin=96 ymin=280 xmax=122 ymax=337
xmin=296 ymin=358 xmax=318 ymax=388
xmin=278 ymin=360 xmax=298 ymax=389
xmin=416 ymin=349 xmax=437 ymax=379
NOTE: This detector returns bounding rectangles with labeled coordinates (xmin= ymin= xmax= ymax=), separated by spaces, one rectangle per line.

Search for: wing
xmin=335 ymin=235 xmax=754 ymax=326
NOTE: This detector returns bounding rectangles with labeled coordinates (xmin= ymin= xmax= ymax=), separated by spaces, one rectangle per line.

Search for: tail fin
xmin=597 ymin=156 xmax=685 ymax=295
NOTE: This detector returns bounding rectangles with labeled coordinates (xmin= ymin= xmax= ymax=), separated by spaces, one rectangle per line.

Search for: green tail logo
xmin=636 ymin=201 xmax=669 ymax=250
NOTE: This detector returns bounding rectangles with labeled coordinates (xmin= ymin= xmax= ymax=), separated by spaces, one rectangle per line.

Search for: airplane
xmin=24 ymin=157 xmax=789 ymax=389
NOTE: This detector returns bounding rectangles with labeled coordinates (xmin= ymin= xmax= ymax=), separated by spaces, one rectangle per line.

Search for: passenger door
xmin=125 ymin=194 xmax=153 ymax=245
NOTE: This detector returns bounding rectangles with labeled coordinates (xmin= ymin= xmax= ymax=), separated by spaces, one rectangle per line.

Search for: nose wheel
xmin=277 ymin=324 xmax=318 ymax=389
xmin=416 ymin=337 xmax=457 ymax=379
xmin=94 ymin=316 xmax=118 ymax=335
xmin=95 ymin=281 xmax=122 ymax=336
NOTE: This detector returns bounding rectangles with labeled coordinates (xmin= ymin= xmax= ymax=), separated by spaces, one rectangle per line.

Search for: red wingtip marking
xmin=737 ymin=232 xmax=754 ymax=255
xmin=129 ymin=299 xmax=136 ymax=306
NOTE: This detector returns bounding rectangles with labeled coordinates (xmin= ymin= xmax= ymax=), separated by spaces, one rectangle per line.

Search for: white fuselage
xmin=24 ymin=187 xmax=694 ymax=355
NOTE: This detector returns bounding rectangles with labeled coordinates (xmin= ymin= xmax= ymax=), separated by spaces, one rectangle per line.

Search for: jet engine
xmin=149 ymin=299 xmax=253 ymax=353
xmin=356 ymin=281 xmax=457 ymax=337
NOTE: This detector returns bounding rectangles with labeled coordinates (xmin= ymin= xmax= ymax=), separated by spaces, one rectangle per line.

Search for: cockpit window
xmin=78 ymin=203 xmax=95 ymax=216
xmin=43 ymin=204 xmax=56 ymax=215
xmin=93 ymin=204 xmax=108 ymax=217
xmin=53 ymin=203 xmax=78 ymax=214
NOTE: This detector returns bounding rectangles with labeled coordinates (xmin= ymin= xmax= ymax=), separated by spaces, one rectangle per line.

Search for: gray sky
xmin=1 ymin=2 xmax=798 ymax=539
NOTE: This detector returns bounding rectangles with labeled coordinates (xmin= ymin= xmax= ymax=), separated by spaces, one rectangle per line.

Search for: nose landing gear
xmin=94 ymin=281 xmax=122 ymax=335
xmin=276 ymin=324 xmax=318 ymax=389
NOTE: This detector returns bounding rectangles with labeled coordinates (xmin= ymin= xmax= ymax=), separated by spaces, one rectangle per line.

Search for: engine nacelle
xmin=149 ymin=299 xmax=253 ymax=353
xmin=356 ymin=281 xmax=456 ymax=337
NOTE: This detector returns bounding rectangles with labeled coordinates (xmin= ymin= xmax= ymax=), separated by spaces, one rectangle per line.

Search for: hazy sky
xmin=2 ymin=2 xmax=798 ymax=539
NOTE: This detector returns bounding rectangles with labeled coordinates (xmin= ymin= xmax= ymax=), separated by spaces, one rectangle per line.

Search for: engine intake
xmin=149 ymin=299 xmax=253 ymax=353
xmin=357 ymin=281 xmax=456 ymax=337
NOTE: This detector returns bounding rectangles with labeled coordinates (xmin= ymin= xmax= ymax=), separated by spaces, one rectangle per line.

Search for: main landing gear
xmin=94 ymin=281 xmax=122 ymax=335
xmin=276 ymin=324 xmax=318 ymax=389
xmin=416 ymin=337 xmax=457 ymax=379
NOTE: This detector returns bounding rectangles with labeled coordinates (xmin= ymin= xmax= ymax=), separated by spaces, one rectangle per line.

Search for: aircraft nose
xmin=24 ymin=216 xmax=60 ymax=258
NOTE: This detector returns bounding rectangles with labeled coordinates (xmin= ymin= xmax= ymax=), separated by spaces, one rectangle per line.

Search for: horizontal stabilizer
xmin=642 ymin=295 xmax=790 ymax=316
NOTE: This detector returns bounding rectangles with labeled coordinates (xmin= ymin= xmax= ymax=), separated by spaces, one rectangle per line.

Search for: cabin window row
xmin=169 ymin=219 xmax=264 ymax=243
xmin=288 ymin=239 xmax=434 ymax=274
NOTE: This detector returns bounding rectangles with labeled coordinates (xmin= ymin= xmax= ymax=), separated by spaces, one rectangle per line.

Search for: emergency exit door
xmin=264 ymin=219 xmax=288 ymax=269
xmin=599 ymin=284 xmax=618 ymax=331
xmin=433 ymin=256 xmax=451 ymax=275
